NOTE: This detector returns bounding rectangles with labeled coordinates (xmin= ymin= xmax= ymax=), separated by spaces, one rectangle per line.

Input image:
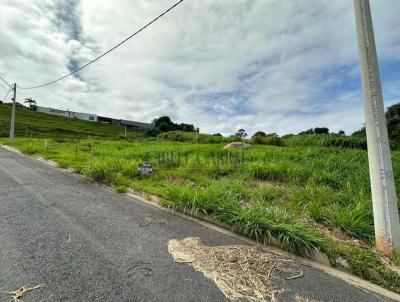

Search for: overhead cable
xmin=18 ymin=0 xmax=184 ymax=90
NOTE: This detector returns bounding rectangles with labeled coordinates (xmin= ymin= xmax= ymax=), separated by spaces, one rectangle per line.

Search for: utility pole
xmin=354 ymin=0 xmax=400 ymax=254
xmin=9 ymin=83 xmax=16 ymax=144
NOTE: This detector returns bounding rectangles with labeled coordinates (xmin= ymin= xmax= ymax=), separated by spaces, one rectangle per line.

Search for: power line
xmin=2 ymin=86 xmax=12 ymax=102
xmin=0 ymin=75 xmax=12 ymax=88
xmin=19 ymin=0 xmax=184 ymax=90
xmin=0 ymin=81 xmax=8 ymax=93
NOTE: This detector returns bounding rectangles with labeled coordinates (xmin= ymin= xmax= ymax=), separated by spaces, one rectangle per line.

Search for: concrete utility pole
xmin=9 ymin=83 xmax=16 ymax=144
xmin=354 ymin=0 xmax=400 ymax=254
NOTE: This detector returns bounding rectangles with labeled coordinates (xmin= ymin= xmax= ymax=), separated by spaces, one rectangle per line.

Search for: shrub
xmin=252 ymin=134 xmax=283 ymax=146
xmin=252 ymin=131 xmax=266 ymax=138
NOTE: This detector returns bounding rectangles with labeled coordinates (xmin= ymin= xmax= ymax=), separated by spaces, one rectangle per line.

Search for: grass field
xmin=0 ymin=104 xmax=138 ymax=138
xmin=1 ymin=106 xmax=400 ymax=292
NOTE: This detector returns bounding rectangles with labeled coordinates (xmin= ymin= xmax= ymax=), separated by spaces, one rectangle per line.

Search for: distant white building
xmin=37 ymin=106 xmax=97 ymax=122
xmin=36 ymin=106 xmax=154 ymax=130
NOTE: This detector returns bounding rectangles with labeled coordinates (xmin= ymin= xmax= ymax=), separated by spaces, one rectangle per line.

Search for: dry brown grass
xmin=2 ymin=284 xmax=44 ymax=302
xmin=168 ymin=237 xmax=303 ymax=302
xmin=295 ymin=294 xmax=324 ymax=302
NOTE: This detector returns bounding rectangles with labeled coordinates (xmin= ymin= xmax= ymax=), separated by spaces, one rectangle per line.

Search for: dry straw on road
xmin=295 ymin=295 xmax=324 ymax=302
xmin=1 ymin=284 xmax=44 ymax=302
xmin=168 ymin=237 xmax=303 ymax=302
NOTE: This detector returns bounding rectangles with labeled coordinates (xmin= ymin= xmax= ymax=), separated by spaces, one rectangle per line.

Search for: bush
xmin=252 ymin=131 xmax=266 ymax=138
xmin=145 ymin=128 xmax=160 ymax=137
xmin=252 ymin=134 xmax=283 ymax=146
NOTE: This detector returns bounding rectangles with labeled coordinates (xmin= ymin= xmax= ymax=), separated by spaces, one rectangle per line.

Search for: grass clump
xmin=114 ymin=184 xmax=127 ymax=193
xmin=324 ymin=202 xmax=373 ymax=240
xmin=225 ymin=205 xmax=327 ymax=256
xmin=253 ymin=186 xmax=285 ymax=203
xmin=249 ymin=163 xmax=289 ymax=182
xmin=162 ymin=181 xmax=326 ymax=256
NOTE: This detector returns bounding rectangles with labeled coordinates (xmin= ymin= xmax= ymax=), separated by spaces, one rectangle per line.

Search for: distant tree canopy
xmin=24 ymin=98 xmax=37 ymax=111
xmin=235 ymin=129 xmax=247 ymax=138
xmin=351 ymin=102 xmax=400 ymax=139
xmin=350 ymin=102 xmax=400 ymax=148
xmin=298 ymin=128 xmax=314 ymax=135
xmin=152 ymin=116 xmax=195 ymax=133
xmin=298 ymin=127 xmax=329 ymax=135
xmin=314 ymin=127 xmax=330 ymax=134
xmin=252 ymin=131 xmax=266 ymax=138
xmin=351 ymin=127 xmax=366 ymax=136
xmin=386 ymin=102 xmax=400 ymax=143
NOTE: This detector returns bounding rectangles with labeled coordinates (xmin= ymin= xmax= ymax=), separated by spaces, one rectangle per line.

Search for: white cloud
xmin=0 ymin=0 xmax=399 ymax=135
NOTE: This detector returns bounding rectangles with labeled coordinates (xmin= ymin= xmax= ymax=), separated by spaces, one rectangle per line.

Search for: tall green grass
xmin=5 ymin=137 xmax=394 ymax=246
xmin=161 ymin=180 xmax=326 ymax=255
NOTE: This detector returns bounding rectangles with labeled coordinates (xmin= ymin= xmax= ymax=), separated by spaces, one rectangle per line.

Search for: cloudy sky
xmin=0 ymin=0 xmax=399 ymax=135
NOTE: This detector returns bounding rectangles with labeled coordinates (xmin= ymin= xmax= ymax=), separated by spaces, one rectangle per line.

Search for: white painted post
xmin=354 ymin=0 xmax=400 ymax=254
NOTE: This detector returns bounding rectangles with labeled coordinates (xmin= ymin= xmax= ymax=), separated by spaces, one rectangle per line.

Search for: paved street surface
xmin=0 ymin=146 xmax=398 ymax=302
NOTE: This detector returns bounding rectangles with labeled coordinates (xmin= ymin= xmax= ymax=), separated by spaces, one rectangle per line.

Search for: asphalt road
xmin=0 ymin=146 xmax=398 ymax=302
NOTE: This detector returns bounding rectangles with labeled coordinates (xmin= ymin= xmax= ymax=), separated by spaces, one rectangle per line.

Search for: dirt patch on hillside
xmin=224 ymin=142 xmax=251 ymax=149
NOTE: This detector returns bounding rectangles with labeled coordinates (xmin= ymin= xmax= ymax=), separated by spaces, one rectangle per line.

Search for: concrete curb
xmin=1 ymin=143 xmax=400 ymax=301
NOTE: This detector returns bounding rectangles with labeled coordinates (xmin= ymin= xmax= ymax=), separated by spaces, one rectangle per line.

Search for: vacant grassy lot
xmin=2 ymin=136 xmax=400 ymax=293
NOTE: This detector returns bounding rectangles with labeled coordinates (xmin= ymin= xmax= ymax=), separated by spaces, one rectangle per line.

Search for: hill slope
xmin=0 ymin=104 xmax=138 ymax=138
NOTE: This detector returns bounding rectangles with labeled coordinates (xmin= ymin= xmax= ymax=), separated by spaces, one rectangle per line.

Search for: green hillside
xmin=0 ymin=104 xmax=138 ymax=139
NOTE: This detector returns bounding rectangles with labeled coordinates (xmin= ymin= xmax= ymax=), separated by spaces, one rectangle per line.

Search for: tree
xmin=24 ymin=98 xmax=37 ymax=111
xmin=314 ymin=127 xmax=329 ymax=134
xmin=386 ymin=102 xmax=400 ymax=143
xmin=338 ymin=130 xmax=345 ymax=135
xmin=158 ymin=122 xmax=175 ymax=132
xmin=153 ymin=116 xmax=173 ymax=128
xmin=152 ymin=116 xmax=196 ymax=133
xmin=145 ymin=128 xmax=160 ymax=137
xmin=298 ymin=128 xmax=314 ymax=135
xmin=252 ymin=131 xmax=266 ymax=138
xmin=352 ymin=127 xmax=366 ymax=136
xmin=178 ymin=123 xmax=195 ymax=132
xmin=235 ymin=129 xmax=247 ymax=138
